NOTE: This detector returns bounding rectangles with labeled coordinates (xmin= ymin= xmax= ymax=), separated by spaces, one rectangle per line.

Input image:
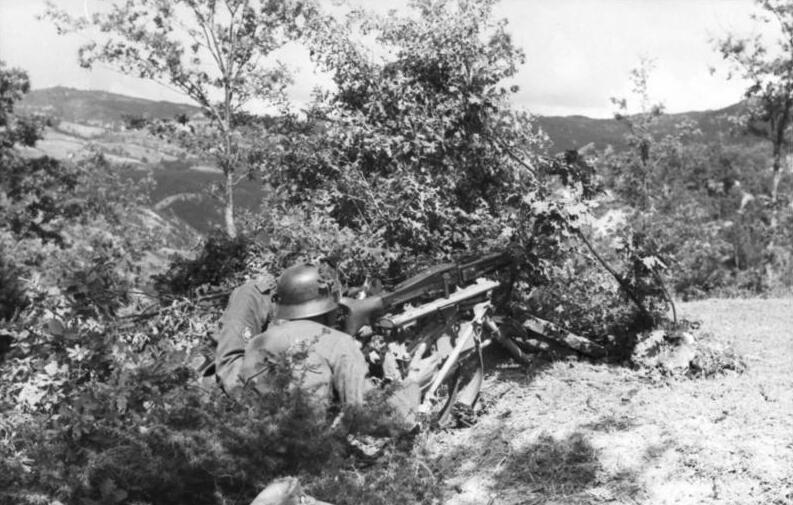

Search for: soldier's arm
xmin=322 ymin=331 xmax=369 ymax=405
xmin=325 ymin=331 xmax=421 ymax=427
xmin=215 ymin=279 xmax=275 ymax=390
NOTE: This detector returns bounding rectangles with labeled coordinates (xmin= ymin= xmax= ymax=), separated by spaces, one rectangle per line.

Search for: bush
xmin=154 ymin=232 xmax=254 ymax=297
xmin=0 ymin=249 xmax=27 ymax=321
xmin=522 ymin=235 xmax=668 ymax=358
xmin=598 ymin=109 xmax=793 ymax=299
xmin=0 ymin=296 xmax=440 ymax=505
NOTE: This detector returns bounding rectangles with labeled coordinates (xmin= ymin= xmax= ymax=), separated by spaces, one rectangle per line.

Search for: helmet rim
xmin=275 ymin=297 xmax=338 ymax=320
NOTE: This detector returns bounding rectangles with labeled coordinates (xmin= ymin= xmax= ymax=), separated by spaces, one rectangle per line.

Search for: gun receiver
xmin=378 ymin=278 xmax=499 ymax=329
xmin=341 ymin=251 xmax=513 ymax=335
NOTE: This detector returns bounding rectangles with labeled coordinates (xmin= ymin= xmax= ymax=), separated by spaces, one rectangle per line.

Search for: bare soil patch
xmin=428 ymin=298 xmax=793 ymax=505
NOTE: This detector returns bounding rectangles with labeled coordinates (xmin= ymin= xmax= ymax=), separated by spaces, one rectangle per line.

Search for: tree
xmin=44 ymin=0 xmax=316 ymax=237
xmin=609 ymin=58 xmax=666 ymax=212
xmin=271 ymin=0 xmax=572 ymax=264
xmin=715 ymin=0 xmax=793 ymax=215
xmin=0 ymin=60 xmax=71 ymax=244
xmin=0 ymin=61 xmax=41 ymax=152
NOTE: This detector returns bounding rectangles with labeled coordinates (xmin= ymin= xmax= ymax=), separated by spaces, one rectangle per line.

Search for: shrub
xmin=154 ymin=232 xmax=254 ymax=297
xmin=0 ymin=293 xmax=441 ymax=505
xmin=521 ymin=237 xmax=668 ymax=358
xmin=0 ymin=249 xmax=27 ymax=321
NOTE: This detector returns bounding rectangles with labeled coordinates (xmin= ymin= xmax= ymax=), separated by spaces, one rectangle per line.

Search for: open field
xmin=428 ymin=298 xmax=793 ymax=505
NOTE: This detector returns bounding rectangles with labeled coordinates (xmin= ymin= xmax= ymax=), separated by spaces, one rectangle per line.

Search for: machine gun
xmin=339 ymin=251 xmax=608 ymax=425
xmin=339 ymin=252 xmax=531 ymax=425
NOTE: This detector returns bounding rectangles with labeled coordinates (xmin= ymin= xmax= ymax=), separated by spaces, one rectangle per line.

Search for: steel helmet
xmin=274 ymin=263 xmax=340 ymax=320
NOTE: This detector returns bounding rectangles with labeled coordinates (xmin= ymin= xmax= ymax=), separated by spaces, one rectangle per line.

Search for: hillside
xmin=18 ymin=87 xmax=202 ymax=126
xmin=22 ymin=86 xmax=752 ymax=152
xmin=17 ymin=88 xmax=264 ymax=233
xmin=536 ymin=102 xmax=749 ymax=151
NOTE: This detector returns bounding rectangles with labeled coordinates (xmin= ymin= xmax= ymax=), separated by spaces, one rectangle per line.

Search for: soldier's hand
xmin=405 ymin=343 xmax=440 ymax=388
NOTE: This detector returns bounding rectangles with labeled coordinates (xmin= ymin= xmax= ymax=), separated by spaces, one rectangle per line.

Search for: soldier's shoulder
xmin=247 ymin=320 xmax=347 ymax=356
xmin=234 ymin=275 xmax=276 ymax=296
xmin=267 ymin=320 xmax=350 ymax=342
xmin=251 ymin=274 xmax=276 ymax=294
xmin=269 ymin=319 xmax=332 ymax=333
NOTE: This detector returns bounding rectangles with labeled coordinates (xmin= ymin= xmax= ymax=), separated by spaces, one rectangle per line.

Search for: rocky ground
xmin=427 ymin=298 xmax=793 ymax=505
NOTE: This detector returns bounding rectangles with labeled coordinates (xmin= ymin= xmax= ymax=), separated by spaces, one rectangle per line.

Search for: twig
xmin=652 ymin=270 xmax=677 ymax=325
xmin=484 ymin=133 xmax=538 ymax=177
xmin=117 ymin=290 xmax=231 ymax=321
xmin=575 ymin=230 xmax=652 ymax=320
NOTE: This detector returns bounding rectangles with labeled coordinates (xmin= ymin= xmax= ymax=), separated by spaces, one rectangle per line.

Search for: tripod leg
xmin=486 ymin=317 xmax=533 ymax=365
xmin=456 ymin=362 xmax=483 ymax=407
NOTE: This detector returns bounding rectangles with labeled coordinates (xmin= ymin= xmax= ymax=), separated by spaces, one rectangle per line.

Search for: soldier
xmin=238 ymin=263 xmax=440 ymax=425
xmin=214 ymin=274 xmax=277 ymax=391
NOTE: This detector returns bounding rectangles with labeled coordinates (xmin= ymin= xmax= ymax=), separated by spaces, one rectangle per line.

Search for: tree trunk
xmin=769 ymin=102 xmax=790 ymax=237
xmin=769 ymin=148 xmax=784 ymax=238
xmin=772 ymin=166 xmax=783 ymax=207
xmin=225 ymin=170 xmax=236 ymax=238
xmin=771 ymin=144 xmax=782 ymax=205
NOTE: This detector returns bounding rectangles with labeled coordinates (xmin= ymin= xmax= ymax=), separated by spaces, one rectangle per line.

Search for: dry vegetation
xmin=428 ymin=298 xmax=793 ymax=505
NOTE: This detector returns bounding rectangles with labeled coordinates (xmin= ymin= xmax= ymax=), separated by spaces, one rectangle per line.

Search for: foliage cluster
xmin=1 ymin=62 xmax=159 ymax=321
xmin=277 ymin=0 xmax=547 ymax=259
xmin=600 ymin=101 xmax=793 ymax=299
xmin=595 ymin=54 xmax=793 ymax=300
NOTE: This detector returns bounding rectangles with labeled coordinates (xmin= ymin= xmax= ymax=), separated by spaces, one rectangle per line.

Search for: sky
xmin=0 ymin=0 xmax=769 ymax=118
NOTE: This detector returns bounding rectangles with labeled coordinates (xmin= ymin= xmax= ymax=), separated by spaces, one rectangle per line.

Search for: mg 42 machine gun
xmin=340 ymin=252 xmax=535 ymax=426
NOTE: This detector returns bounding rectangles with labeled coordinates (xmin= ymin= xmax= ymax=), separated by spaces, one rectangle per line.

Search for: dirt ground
xmin=427 ymin=298 xmax=793 ymax=505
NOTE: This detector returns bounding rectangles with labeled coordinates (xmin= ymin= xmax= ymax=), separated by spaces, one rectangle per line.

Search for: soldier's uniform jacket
xmin=214 ymin=277 xmax=276 ymax=390
xmin=241 ymin=319 xmax=421 ymax=425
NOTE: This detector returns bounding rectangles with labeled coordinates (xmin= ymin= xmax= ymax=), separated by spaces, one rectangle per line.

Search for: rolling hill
xmin=18 ymin=87 xmax=202 ymax=126
xmin=535 ymin=102 xmax=749 ymax=151
xmin=17 ymin=87 xmax=757 ymax=234
xmin=21 ymin=87 xmax=752 ymax=152
xmin=18 ymin=88 xmax=263 ymax=234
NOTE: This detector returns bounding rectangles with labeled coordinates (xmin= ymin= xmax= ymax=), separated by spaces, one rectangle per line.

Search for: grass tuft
xmin=496 ymin=432 xmax=600 ymax=496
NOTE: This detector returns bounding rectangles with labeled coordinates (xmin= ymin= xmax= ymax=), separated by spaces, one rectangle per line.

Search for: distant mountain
xmin=19 ymin=87 xmax=202 ymax=125
xmin=21 ymin=86 xmax=752 ymax=151
xmin=537 ymin=115 xmax=630 ymax=151
xmin=536 ymin=102 xmax=750 ymax=152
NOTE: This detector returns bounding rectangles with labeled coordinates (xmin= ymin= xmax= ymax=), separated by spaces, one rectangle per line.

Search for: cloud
xmin=495 ymin=0 xmax=761 ymax=116
xmin=0 ymin=0 xmax=771 ymax=118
